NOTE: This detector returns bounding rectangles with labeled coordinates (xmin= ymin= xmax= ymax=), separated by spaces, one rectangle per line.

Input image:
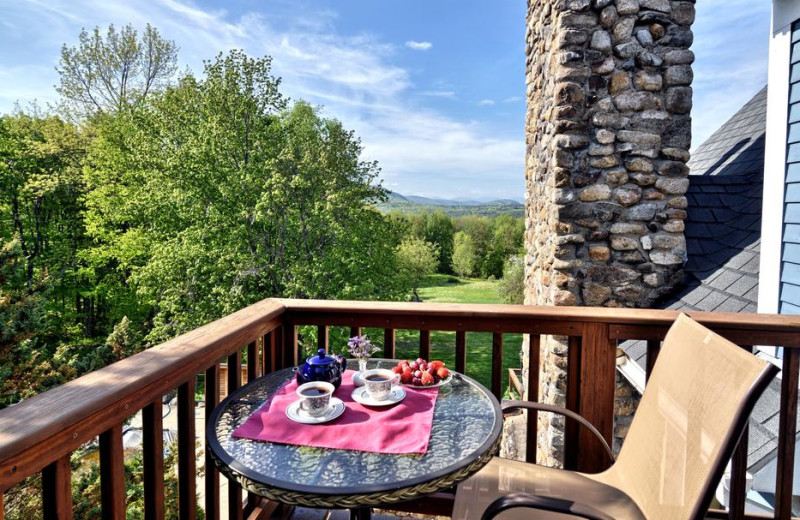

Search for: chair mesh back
xmin=595 ymin=313 xmax=772 ymax=519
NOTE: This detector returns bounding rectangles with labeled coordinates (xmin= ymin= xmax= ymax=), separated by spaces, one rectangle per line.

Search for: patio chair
xmin=452 ymin=313 xmax=779 ymax=520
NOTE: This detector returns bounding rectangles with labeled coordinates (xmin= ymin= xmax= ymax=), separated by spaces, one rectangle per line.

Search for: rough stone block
xmin=640 ymin=0 xmax=671 ymax=12
xmin=596 ymin=128 xmax=616 ymax=144
xmin=664 ymin=65 xmax=693 ymax=86
xmin=615 ymin=185 xmax=643 ymax=206
xmin=655 ymin=177 xmax=689 ymax=196
xmin=609 ymin=71 xmax=632 ymax=93
xmin=589 ymin=155 xmax=620 ymax=168
xmin=583 ymin=282 xmax=612 ymax=304
xmin=613 ymin=16 xmax=636 ymax=42
xmin=635 ymin=28 xmax=654 ymax=46
xmin=650 ymin=250 xmax=683 ymax=265
xmin=611 ymin=236 xmax=639 ymax=250
xmin=629 ymin=172 xmax=657 ymax=186
xmin=665 ymin=86 xmax=692 ymax=114
xmin=610 ymin=222 xmax=646 ymax=234
xmin=617 ymin=130 xmax=661 ymax=145
xmin=615 ymin=41 xmax=644 ymax=59
xmin=590 ymin=30 xmax=613 ymax=52
xmin=579 ymin=184 xmax=613 ymax=201
xmin=663 ymin=49 xmax=695 ymax=65
xmin=624 ymin=202 xmax=658 ymax=220
xmin=605 ymin=168 xmax=630 ymax=186
xmin=600 ymin=6 xmax=619 ymax=28
xmin=615 ymin=0 xmax=639 ymax=15
xmin=672 ymin=1 xmax=695 ymax=24
xmin=634 ymin=71 xmax=662 ymax=91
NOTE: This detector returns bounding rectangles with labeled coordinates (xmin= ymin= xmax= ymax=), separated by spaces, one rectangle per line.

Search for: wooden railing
xmin=1 ymin=299 xmax=800 ymax=519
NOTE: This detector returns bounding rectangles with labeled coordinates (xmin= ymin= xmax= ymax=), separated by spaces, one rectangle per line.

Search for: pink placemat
xmin=232 ymin=370 xmax=439 ymax=454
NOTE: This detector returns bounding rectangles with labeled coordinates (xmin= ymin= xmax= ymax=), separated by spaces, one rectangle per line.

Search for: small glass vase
xmin=353 ymin=357 xmax=369 ymax=387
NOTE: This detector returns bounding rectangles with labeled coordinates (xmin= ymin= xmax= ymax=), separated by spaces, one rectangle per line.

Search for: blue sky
xmin=0 ymin=0 xmax=771 ymax=201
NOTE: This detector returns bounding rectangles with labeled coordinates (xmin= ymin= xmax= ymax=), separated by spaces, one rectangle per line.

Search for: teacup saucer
xmin=286 ymin=397 xmax=345 ymax=424
xmin=351 ymin=386 xmax=406 ymax=407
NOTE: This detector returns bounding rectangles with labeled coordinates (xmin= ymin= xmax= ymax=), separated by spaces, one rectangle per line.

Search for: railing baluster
xmin=42 ymin=455 xmax=72 ymax=520
xmin=205 ymin=365 xmax=220 ymax=520
xmin=143 ymin=400 xmax=165 ymax=520
xmin=565 ymin=335 xmax=582 ymax=471
xmin=526 ymin=334 xmax=541 ymax=463
xmin=228 ymin=350 xmax=244 ymax=520
xmin=729 ymin=346 xmax=752 ymax=520
xmin=350 ymin=326 xmax=362 ymax=338
xmin=1 ymin=490 xmax=4 ymax=520
xmin=178 ymin=379 xmax=197 ymax=520
xmin=247 ymin=341 xmax=258 ymax=383
xmin=455 ymin=331 xmax=467 ymax=374
xmin=491 ymin=333 xmax=503 ymax=399
xmin=245 ymin=342 xmax=260 ymax=520
xmin=99 ymin=424 xmax=126 ymax=519
xmin=776 ymin=348 xmax=799 ymax=520
xmin=274 ymin=325 xmax=285 ymax=369
xmin=645 ymin=340 xmax=660 ymax=384
xmin=420 ymin=330 xmax=431 ymax=360
xmin=284 ymin=326 xmax=298 ymax=368
xmin=263 ymin=331 xmax=275 ymax=375
xmin=576 ymin=323 xmax=615 ymax=474
xmin=318 ymin=326 xmax=329 ymax=353
xmin=384 ymin=328 xmax=396 ymax=359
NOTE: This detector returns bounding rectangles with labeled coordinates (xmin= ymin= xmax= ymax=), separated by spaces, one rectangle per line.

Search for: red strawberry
xmin=421 ymin=371 xmax=435 ymax=386
xmin=409 ymin=361 xmax=418 ymax=370
xmin=400 ymin=370 xmax=413 ymax=384
xmin=436 ymin=367 xmax=450 ymax=380
xmin=412 ymin=377 xmax=422 ymax=386
xmin=392 ymin=365 xmax=403 ymax=374
xmin=429 ymin=360 xmax=444 ymax=371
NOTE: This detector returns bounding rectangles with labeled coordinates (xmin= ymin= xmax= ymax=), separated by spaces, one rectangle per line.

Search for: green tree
xmin=452 ymin=231 xmax=476 ymax=277
xmin=497 ymin=255 xmax=525 ymax=304
xmin=455 ymin=215 xmax=493 ymax=276
xmin=485 ymin=215 xmax=524 ymax=278
xmin=84 ymin=51 xmax=404 ymax=340
xmin=423 ymin=210 xmax=455 ymax=274
xmin=395 ymin=237 xmax=439 ymax=294
xmin=57 ymin=24 xmax=178 ymax=118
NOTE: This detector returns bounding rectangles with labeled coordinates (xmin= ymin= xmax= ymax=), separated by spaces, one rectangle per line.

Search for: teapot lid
xmin=306 ymin=348 xmax=338 ymax=366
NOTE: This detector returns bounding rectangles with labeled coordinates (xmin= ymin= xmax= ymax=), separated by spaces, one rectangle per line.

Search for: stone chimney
xmin=521 ymin=0 xmax=694 ymax=465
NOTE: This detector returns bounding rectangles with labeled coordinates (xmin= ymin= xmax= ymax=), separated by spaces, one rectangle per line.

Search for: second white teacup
xmin=362 ymin=368 xmax=399 ymax=401
xmin=296 ymin=381 xmax=334 ymax=417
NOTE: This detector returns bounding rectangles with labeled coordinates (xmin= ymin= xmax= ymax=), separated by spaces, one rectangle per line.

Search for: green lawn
xmin=301 ymin=274 xmax=523 ymax=394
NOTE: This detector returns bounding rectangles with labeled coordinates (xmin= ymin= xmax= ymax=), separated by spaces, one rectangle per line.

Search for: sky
xmin=0 ymin=0 xmax=772 ymax=201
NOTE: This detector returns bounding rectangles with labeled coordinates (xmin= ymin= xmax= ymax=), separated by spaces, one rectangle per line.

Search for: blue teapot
xmin=294 ymin=349 xmax=348 ymax=389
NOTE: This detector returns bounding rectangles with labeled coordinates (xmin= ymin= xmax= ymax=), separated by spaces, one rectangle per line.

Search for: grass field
xmin=300 ymin=274 xmax=523 ymax=395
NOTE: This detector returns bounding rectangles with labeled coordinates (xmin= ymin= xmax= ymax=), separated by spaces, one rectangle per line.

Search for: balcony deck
xmin=1 ymin=299 xmax=800 ymax=519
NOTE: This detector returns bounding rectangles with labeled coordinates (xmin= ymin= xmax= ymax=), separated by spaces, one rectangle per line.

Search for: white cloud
xmin=478 ymin=99 xmax=495 ymax=106
xmin=503 ymin=96 xmax=523 ymax=103
xmin=404 ymin=40 xmax=432 ymax=51
xmin=690 ymin=0 xmax=770 ymax=148
xmin=420 ymin=90 xmax=455 ymax=98
xmin=0 ymin=0 xmax=523 ymax=198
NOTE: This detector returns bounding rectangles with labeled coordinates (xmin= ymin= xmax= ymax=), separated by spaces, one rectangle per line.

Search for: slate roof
xmin=620 ymin=86 xmax=795 ymax=472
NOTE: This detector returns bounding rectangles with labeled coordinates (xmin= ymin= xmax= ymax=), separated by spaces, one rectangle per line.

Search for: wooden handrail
xmin=0 ymin=298 xmax=285 ymax=490
xmin=277 ymin=299 xmax=800 ymax=345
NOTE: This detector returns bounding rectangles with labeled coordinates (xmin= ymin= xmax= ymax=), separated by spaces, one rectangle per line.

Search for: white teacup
xmin=296 ymin=381 xmax=334 ymax=417
xmin=362 ymin=369 xmax=399 ymax=401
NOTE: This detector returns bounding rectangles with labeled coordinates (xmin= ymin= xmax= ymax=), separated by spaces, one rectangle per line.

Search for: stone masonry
xmin=517 ymin=0 xmax=694 ymax=466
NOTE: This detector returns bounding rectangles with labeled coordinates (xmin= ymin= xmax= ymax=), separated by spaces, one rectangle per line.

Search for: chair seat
xmin=453 ymin=458 xmax=645 ymax=520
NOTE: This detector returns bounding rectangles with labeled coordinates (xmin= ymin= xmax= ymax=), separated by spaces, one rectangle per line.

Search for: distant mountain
xmin=378 ymin=191 xmax=524 ymax=218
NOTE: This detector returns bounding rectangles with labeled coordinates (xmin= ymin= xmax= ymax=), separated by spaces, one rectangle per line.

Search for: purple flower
xmin=347 ymin=335 xmax=379 ymax=359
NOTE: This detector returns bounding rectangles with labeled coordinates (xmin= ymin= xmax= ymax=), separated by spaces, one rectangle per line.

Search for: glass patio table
xmin=206 ymin=358 xmax=503 ymax=519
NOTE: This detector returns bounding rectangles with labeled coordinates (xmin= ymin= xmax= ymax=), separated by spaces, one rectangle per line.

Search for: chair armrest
xmin=502 ymin=400 xmax=615 ymax=463
xmin=481 ymin=492 xmax=615 ymax=520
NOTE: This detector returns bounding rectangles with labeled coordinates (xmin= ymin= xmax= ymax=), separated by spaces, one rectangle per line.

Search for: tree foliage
xmin=57 ymin=24 xmax=178 ymax=117
xmin=84 ymin=51 xmax=403 ymax=340
xmin=395 ymin=237 xmax=439 ymax=292
xmin=452 ymin=231 xmax=476 ymax=277
xmin=497 ymin=255 xmax=525 ymax=304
